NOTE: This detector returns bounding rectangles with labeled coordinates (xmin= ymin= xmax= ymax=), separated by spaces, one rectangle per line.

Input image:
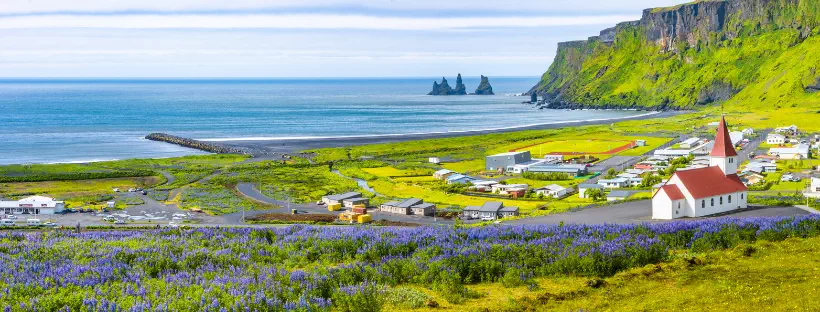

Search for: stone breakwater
xmin=145 ymin=133 xmax=250 ymax=154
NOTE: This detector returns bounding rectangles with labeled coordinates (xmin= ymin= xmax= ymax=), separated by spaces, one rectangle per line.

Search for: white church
xmin=652 ymin=117 xmax=748 ymax=219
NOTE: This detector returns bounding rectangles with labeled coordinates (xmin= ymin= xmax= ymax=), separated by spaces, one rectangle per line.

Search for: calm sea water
xmin=0 ymin=78 xmax=643 ymax=165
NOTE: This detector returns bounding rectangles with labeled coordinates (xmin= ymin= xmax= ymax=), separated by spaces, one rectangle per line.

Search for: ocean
xmin=0 ymin=77 xmax=644 ymax=165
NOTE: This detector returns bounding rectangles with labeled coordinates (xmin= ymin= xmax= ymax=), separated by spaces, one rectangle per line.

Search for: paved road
xmin=505 ymin=200 xmax=811 ymax=225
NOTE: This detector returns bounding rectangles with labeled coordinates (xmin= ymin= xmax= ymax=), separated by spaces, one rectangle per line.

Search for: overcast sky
xmin=0 ymin=0 xmax=683 ymax=77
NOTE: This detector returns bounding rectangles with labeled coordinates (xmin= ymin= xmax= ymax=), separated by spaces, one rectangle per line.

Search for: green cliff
xmin=528 ymin=0 xmax=820 ymax=110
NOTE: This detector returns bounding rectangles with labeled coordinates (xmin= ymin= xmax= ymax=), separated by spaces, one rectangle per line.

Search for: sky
xmin=0 ymin=0 xmax=684 ymax=77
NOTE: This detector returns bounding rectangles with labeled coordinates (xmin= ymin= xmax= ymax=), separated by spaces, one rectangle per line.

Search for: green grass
xmin=442 ymin=159 xmax=485 ymax=173
xmin=0 ymin=176 xmax=161 ymax=201
xmin=403 ymin=236 xmax=820 ymax=311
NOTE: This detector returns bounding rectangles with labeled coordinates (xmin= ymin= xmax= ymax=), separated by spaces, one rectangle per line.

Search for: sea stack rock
xmin=428 ymin=77 xmax=455 ymax=95
xmin=474 ymin=75 xmax=494 ymax=95
xmin=453 ymin=74 xmax=467 ymax=95
xmin=530 ymin=93 xmax=538 ymax=103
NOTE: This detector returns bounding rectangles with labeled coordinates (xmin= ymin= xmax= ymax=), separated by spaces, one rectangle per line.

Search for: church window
xmin=728 ymin=195 xmax=732 ymax=203
xmin=711 ymin=198 xmax=714 ymax=206
xmin=720 ymin=197 xmax=723 ymax=205
xmin=741 ymin=193 xmax=744 ymax=199
xmin=701 ymin=200 xmax=705 ymax=208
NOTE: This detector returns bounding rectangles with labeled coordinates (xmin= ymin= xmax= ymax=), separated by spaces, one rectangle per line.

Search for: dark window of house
xmin=728 ymin=195 xmax=732 ymax=203
xmin=711 ymin=198 xmax=714 ymax=206
xmin=720 ymin=197 xmax=723 ymax=205
xmin=702 ymin=200 xmax=705 ymax=208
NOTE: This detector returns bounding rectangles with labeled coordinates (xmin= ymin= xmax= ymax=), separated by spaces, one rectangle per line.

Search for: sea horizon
xmin=0 ymin=77 xmax=645 ymax=165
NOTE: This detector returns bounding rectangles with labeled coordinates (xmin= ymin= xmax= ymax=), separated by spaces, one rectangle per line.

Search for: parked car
xmin=316 ymin=201 xmax=326 ymax=205
xmin=43 ymin=222 xmax=57 ymax=227
xmin=1 ymin=219 xmax=15 ymax=226
xmin=6 ymin=215 xmax=17 ymax=220
xmin=114 ymin=220 xmax=126 ymax=225
xmin=168 ymin=221 xmax=180 ymax=228
xmin=26 ymin=219 xmax=41 ymax=226
xmin=141 ymin=190 xmax=148 ymax=195
xmin=128 ymin=188 xmax=135 ymax=192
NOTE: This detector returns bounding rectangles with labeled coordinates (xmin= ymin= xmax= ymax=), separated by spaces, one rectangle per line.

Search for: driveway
xmin=505 ymin=200 xmax=811 ymax=225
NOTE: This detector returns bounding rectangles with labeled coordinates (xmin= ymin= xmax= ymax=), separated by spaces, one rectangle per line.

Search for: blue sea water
xmin=0 ymin=77 xmax=644 ymax=165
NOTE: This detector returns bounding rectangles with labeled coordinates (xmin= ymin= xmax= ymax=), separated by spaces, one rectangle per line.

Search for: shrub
xmin=384 ymin=288 xmax=431 ymax=309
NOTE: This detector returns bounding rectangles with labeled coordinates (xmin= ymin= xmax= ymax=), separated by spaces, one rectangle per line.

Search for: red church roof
xmin=710 ymin=116 xmax=738 ymax=157
xmin=657 ymin=185 xmax=685 ymax=200
xmin=674 ymin=167 xmax=747 ymax=199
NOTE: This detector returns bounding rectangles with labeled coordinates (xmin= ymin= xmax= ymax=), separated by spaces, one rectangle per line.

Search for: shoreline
xmin=215 ymin=110 xmax=686 ymax=154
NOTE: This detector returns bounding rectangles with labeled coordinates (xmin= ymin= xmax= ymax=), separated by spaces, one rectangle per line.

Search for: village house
xmin=433 ymin=169 xmax=456 ymax=180
xmin=654 ymin=139 xmax=711 ymax=157
xmin=607 ymin=190 xmax=631 ymax=201
xmin=0 ymin=196 xmax=65 ymax=215
xmin=597 ymin=176 xmax=642 ymax=188
xmin=463 ymin=202 xmax=519 ymax=220
xmin=485 ymin=151 xmax=531 ymax=172
xmin=738 ymin=172 xmax=766 ymax=186
xmin=578 ymin=184 xmax=604 ymax=198
xmin=807 ymin=178 xmax=820 ymax=197
xmin=679 ymin=138 xmax=701 ymax=149
xmin=429 ymin=157 xmax=441 ymax=164
xmin=491 ymin=183 xmax=528 ymax=195
xmin=527 ymin=164 xmax=588 ymax=177
xmin=534 ymin=184 xmax=569 ymax=198
xmin=652 ymin=117 xmax=748 ymax=220
xmin=446 ymin=174 xmax=477 ymax=185
xmin=744 ymin=160 xmax=777 ymax=173
xmin=769 ymin=144 xmax=810 ymax=160
xmin=775 ymin=125 xmax=798 ymax=135
xmin=742 ymin=128 xmax=754 ymax=136
xmin=507 ymin=159 xmax=548 ymax=174
xmin=322 ymin=192 xmax=362 ymax=205
xmin=342 ymin=197 xmax=369 ymax=208
xmin=379 ymin=198 xmax=436 ymax=216
xmin=766 ymin=133 xmax=786 ymax=145
xmin=636 ymin=140 xmax=647 ymax=147
xmin=469 ymin=180 xmax=499 ymax=192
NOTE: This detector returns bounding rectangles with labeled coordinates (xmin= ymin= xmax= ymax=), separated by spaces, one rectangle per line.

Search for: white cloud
xmin=0 ymin=0 xmax=690 ymax=14
xmin=0 ymin=13 xmax=637 ymax=30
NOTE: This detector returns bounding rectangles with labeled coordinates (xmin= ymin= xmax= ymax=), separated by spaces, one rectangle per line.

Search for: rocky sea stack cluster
xmin=427 ymin=73 xmax=493 ymax=95
xmin=145 ymin=133 xmax=249 ymax=154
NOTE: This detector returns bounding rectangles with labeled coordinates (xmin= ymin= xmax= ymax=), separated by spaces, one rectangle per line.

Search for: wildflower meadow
xmin=2 ymin=215 xmax=820 ymax=311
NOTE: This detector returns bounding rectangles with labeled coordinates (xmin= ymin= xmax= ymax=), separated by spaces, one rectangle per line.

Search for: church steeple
xmin=710 ymin=116 xmax=738 ymax=175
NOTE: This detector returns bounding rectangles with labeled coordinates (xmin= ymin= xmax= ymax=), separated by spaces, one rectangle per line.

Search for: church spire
xmin=710 ymin=116 xmax=737 ymax=157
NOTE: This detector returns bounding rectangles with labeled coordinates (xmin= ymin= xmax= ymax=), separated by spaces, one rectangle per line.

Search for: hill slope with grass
xmin=528 ymin=0 xmax=820 ymax=110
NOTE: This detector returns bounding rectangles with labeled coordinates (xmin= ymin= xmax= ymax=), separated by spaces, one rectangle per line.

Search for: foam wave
xmin=199 ymin=111 xmax=660 ymax=142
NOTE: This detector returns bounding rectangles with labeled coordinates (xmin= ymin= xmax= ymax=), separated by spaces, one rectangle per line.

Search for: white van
xmin=1 ymin=219 xmax=15 ymax=226
xmin=26 ymin=219 xmax=41 ymax=226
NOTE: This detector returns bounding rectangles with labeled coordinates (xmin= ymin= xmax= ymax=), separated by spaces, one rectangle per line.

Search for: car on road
xmin=1 ymin=219 xmax=15 ymax=226
xmin=114 ymin=220 xmax=126 ymax=225
xmin=168 ymin=221 xmax=180 ymax=228
xmin=6 ymin=215 xmax=17 ymax=220
xmin=43 ymin=222 xmax=57 ymax=227
xmin=128 ymin=188 xmax=136 ymax=192
xmin=141 ymin=190 xmax=148 ymax=195
xmin=316 ymin=201 xmax=326 ymax=205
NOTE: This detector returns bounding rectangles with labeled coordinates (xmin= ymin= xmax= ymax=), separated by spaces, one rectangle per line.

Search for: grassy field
xmin=0 ymin=176 xmax=162 ymax=205
xmin=395 ymin=236 xmax=820 ymax=311
xmin=441 ymin=159 xmax=485 ymax=173
xmin=513 ymin=139 xmax=633 ymax=157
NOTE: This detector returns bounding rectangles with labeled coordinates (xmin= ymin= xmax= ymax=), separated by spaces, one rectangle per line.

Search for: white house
xmin=767 ymin=133 xmax=786 ymax=145
xmin=768 ymin=144 xmax=810 ymax=160
xmin=429 ymin=157 xmax=441 ymax=164
xmin=534 ymin=184 xmax=568 ymax=198
xmin=742 ymin=128 xmax=754 ymax=136
xmin=775 ymin=125 xmax=798 ymax=135
xmin=470 ymin=180 xmax=499 ymax=192
xmin=578 ymin=184 xmax=604 ymax=198
xmin=491 ymin=184 xmax=528 ymax=195
xmin=679 ymin=138 xmax=701 ymax=149
xmin=607 ymin=190 xmax=631 ymax=201
xmin=0 ymin=196 xmax=65 ymax=215
xmin=433 ymin=169 xmax=456 ymax=180
xmin=806 ymin=178 xmax=820 ymax=198
xmin=447 ymin=174 xmax=477 ymax=185
xmin=652 ymin=117 xmax=748 ymax=220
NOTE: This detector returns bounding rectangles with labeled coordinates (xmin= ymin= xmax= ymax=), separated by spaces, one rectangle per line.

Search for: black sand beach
xmin=209 ymin=110 xmax=686 ymax=154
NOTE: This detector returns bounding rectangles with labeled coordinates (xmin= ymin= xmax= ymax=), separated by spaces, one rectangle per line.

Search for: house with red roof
xmin=652 ymin=117 xmax=748 ymax=219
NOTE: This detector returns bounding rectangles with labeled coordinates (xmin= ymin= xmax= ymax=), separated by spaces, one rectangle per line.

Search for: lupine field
xmin=3 ymin=216 xmax=820 ymax=311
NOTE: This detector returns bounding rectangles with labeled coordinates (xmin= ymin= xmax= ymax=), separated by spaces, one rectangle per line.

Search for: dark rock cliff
xmin=474 ymin=75 xmax=494 ymax=95
xmin=428 ymin=77 xmax=454 ymax=95
xmin=527 ymin=0 xmax=820 ymax=110
xmin=453 ymin=74 xmax=467 ymax=95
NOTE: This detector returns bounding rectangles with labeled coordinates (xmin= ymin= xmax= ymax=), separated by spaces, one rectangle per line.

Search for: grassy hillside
xmin=530 ymin=0 xmax=820 ymax=109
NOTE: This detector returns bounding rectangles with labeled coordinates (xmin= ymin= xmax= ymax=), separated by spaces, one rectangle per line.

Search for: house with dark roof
xmin=321 ymin=192 xmax=362 ymax=205
xmin=379 ymin=198 xmax=436 ymax=216
xmin=652 ymin=117 xmax=748 ymax=219
xmin=462 ymin=202 xmax=519 ymax=220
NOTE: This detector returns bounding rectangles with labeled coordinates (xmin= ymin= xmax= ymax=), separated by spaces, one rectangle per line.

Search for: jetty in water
xmin=145 ymin=133 xmax=250 ymax=154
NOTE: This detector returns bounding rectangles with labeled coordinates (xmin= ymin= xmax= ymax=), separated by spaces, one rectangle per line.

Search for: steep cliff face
xmin=529 ymin=0 xmax=820 ymax=109
xmin=428 ymin=77 xmax=454 ymax=95
xmin=475 ymin=75 xmax=494 ymax=95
